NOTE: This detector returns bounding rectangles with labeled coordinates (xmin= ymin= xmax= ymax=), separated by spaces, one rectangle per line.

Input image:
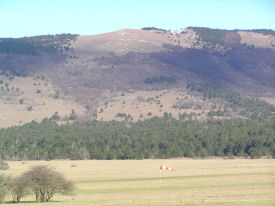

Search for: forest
xmin=187 ymin=27 xmax=275 ymax=46
xmin=0 ymin=34 xmax=78 ymax=55
xmin=187 ymin=82 xmax=275 ymax=120
xmin=0 ymin=115 xmax=274 ymax=160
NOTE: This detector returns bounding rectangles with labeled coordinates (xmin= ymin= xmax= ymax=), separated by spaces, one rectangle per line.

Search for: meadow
xmin=1 ymin=159 xmax=275 ymax=206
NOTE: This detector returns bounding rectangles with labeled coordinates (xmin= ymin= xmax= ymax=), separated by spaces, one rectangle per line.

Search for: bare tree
xmin=0 ymin=174 xmax=11 ymax=203
xmin=21 ymin=165 xmax=74 ymax=202
xmin=10 ymin=176 xmax=29 ymax=203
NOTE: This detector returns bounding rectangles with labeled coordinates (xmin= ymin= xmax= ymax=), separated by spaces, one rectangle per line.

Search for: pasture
xmin=1 ymin=159 xmax=275 ymax=205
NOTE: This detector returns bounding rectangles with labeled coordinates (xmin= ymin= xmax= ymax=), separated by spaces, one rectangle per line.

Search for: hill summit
xmin=0 ymin=27 xmax=275 ymax=127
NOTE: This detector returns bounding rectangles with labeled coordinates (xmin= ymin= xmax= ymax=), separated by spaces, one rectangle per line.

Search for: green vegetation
xmin=207 ymin=109 xmax=227 ymax=117
xmin=243 ymin=29 xmax=275 ymax=36
xmin=188 ymin=27 xmax=230 ymax=45
xmin=141 ymin=27 xmax=167 ymax=32
xmin=53 ymin=90 xmax=60 ymax=99
xmin=26 ymin=106 xmax=33 ymax=111
xmin=0 ymin=115 xmax=274 ymax=160
xmin=115 ymin=113 xmax=133 ymax=121
xmin=187 ymin=82 xmax=275 ymax=119
xmin=0 ymin=69 xmax=28 ymax=77
xmin=19 ymin=99 xmax=24 ymax=104
xmin=144 ymin=75 xmax=176 ymax=84
xmin=0 ymin=34 xmax=78 ymax=55
xmin=189 ymin=27 xmax=275 ymax=45
xmin=69 ymin=109 xmax=77 ymax=120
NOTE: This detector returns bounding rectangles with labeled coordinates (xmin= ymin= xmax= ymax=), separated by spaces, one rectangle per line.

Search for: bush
xmin=27 ymin=106 xmax=33 ymax=111
xmin=53 ymin=90 xmax=60 ymax=99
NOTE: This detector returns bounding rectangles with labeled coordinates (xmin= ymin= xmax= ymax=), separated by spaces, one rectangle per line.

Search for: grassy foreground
xmin=1 ymin=159 xmax=275 ymax=205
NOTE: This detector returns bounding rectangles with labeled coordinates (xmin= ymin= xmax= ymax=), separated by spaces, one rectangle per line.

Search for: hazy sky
xmin=0 ymin=0 xmax=275 ymax=37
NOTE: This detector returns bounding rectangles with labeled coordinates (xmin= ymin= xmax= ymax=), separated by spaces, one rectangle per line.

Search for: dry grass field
xmin=1 ymin=159 xmax=275 ymax=206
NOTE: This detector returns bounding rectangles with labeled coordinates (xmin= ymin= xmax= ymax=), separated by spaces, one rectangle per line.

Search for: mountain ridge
xmin=0 ymin=27 xmax=275 ymax=127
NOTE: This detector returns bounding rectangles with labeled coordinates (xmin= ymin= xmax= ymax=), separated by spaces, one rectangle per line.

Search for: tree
xmin=69 ymin=109 xmax=77 ymax=120
xmin=53 ymin=90 xmax=60 ymax=99
xmin=10 ymin=176 xmax=29 ymax=203
xmin=0 ymin=174 xmax=11 ymax=203
xmin=22 ymin=165 xmax=74 ymax=202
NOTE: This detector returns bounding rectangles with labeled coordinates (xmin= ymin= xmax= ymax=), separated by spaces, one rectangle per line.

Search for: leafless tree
xmin=10 ymin=176 xmax=29 ymax=203
xmin=21 ymin=165 xmax=74 ymax=202
xmin=0 ymin=174 xmax=11 ymax=203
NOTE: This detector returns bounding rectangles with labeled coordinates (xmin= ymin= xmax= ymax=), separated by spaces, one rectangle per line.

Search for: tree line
xmin=0 ymin=34 xmax=78 ymax=55
xmin=187 ymin=27 xmax=230 ymax=45
xmin=0 ymin=115 xmax=274 ymax=160
xmin=144 ymin=75 xmax=176 ymax=85
xmin=187 ymin=82 xmax=275 ymax=120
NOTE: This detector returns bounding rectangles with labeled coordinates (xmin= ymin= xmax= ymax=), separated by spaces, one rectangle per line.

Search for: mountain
xmin=0 ymin=27 xmax=275 ymax=127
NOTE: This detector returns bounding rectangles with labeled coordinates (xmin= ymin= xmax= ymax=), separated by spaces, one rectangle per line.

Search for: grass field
xmin=1 ymin=159 xmax=275 ymax=205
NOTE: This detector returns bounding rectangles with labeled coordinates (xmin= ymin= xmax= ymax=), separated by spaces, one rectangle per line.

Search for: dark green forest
xmin=187 ymin=27 xmax=230 ymax=45
xmin=142 ymin=27 xmax=167 ymax=32
xmin=0 ymin=116 xmax=274 ymax=160
xmin=187 ymin=82 xmax=275 ymax=120
xmin=0 ymin=34 xmax=78 ymax=55
xmin=187 ymin=27 xmax=275 ymax=45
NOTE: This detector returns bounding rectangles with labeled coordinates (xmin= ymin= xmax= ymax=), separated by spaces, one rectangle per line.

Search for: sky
xmin=0 ymin=0 xmax=275 ymax=37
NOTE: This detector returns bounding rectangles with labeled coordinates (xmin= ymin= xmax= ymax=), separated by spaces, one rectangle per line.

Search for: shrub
xmin=27 ymin=106 xmax=33 ymax=111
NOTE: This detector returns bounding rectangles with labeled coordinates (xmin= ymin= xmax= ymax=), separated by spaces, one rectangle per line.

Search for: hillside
xmin=0 ymin=27 xmax=275 ymax=127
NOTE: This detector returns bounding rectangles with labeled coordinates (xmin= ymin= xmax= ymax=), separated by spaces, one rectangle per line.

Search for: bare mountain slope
xmin=0 ymin=27 xmax=275 ymax=126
